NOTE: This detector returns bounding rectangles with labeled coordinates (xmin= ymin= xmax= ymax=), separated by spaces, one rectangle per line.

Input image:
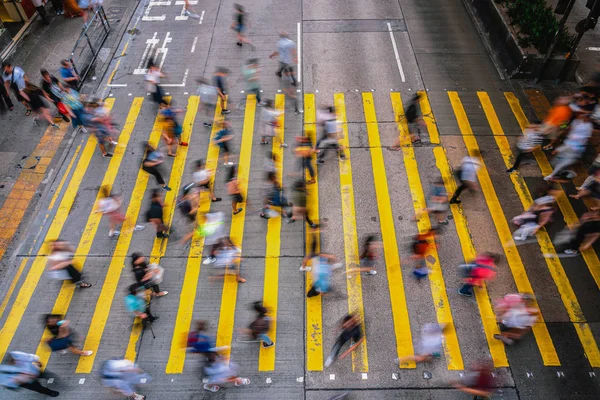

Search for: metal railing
xmin=69 ymin=6 xmax=110 ymax=89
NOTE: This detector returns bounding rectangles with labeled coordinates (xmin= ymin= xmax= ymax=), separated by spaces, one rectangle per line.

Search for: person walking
xmin=97 ymin=185 xmax=126 ymax=237
xmin=425 ymin=179 xmax=449 ymax=225
xmin=411 ymin=228 xmax=437 ymax=279
xmin=288 ymin=180 xmax=318 ymax=228
xmin=24 ymin=81 xmax=59 ymax=128
xmin=324 ymin=313 xmax=364 ymax=368
xmin=541 ymin=96 xmax=572 ymax=151
xmin=570 ymin=169 xmax=600 ymax=209
xmin=131 ymin=252 xmax=168 ymax=297
xmin=493 ymin=293 xmax=538 ymax=346
xmin=458 ymin=253 xmax=498 ymax=297
xmin=0 ymin=351 xmax=59 ymax=397
xmin=160 ymin=103 xmax=187 ymax=156
xmin=506 ymin=123 xmax=545 ymax=173
xmin=46 ymin=239 xmax=92 ymax=288
xmin=2 ymin=62 xmax=31 ymax=113
xmin=32 ymin=0 xmax=50 ymax=25
xmin=241 ymin=301 xmax=274 ymax=348
xmin=557 ymin=209 xmax=600 ymax=256
xmin=196 ymin=78 xmax=218 ymax=127
xmin=183 ymin=0 xmax=200 ymax=18
xmin=145 ymin=63 xmax=167 ymax=106
xmin=202 ymin=353 xmax=250 ymax=392
xmin=232 ymin=4 xmax=254 ymax=48
xmin=295 ymin=135 xmax=316 ymax=183
xmin=226 ymin=165 xmax=244 ymax=215
xmin=511 ymin=195 xmax=555 ymax=242
xmin=146 ymin=189 xmax=169 ymax=238
xmin=61 ymin=85 xmax=88 ymax=131
xmin=449 ymin=150 xmax=481 ymax=204
xmin=101 ymin=359 xmax=150 ymax=400
xmin=396 ymin=323 xmax=448 ymax=365
xmin=270 ymin=32 xmax=297 ymax=86
xmin=141 ymin=142 xmax=171 ymax=191
xmin=392 ymin=93 xmax=423 ymax=148
xmin=260 ymin=171 xmax=292 ymax=220
xmin=356 ymin=235 xmax=381 ymax=276
xmin=242 ymin=59 xmax=265 ymax=105
xmin=44 ymin=314 xmax=93 ymax=356
xmin=451 ymin=362 xmax=495 ymax=399
xmin=59 ymin=59 xmax=80 ymax=89
xmin=316 ymin=108 xmax=345 ymax=164
xmin=40 ymin=69 xmax=70 ymax=122
xmin=306 ymin=252 xmax=343 ymax=297
xmin=124 ymin=284 xmax=158 ymax=323
xmin=200 ymin=212 xmax=226 ymax=264
xmin=281 ymin=65 xmax=302 ymax=115
xmin=214 ymin=68 xmax=231 ymax=114
xmin=193 ymin=159 xmax=222 ymax=202
xmin=260 ymin=99 xmax=285 ymax=146
xmin=214 ymin=120 xmax=235 ymax=166
xmin=50 ymin=0 xmax=64 ymax=15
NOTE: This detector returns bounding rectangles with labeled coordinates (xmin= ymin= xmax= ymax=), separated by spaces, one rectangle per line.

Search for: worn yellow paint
xmin=418 ymin=91 xmax=440 ymax=144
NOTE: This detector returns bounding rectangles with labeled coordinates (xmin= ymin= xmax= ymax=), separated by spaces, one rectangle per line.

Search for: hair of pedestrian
xmin=266 ymin=171 xmax=276 ymax=182
xmin=195 ymin=320 xmax=207 ymax=331
xmin=131 ymin=252 xmax=144 ymax=263
xmin=293 ymin=180 xmax=306 ymax=191
xmin=143 ymin=141 xmax=155 ymax=153
xmin=1 ymin=61 xmax=11 ymax=69
xmin=252 ymin=301 xmax=267 ymax=316
xmin=151 ymin=188 xmax=162 ymax=198
xmin=246 ymin=58 xmax=259 ymax=65
xmin=234 ymin=3 xmax=244 ymax=12
xmin=279 ymin=31 xmax=289 ymax=38
xmin=264 ymin=99 xmax=274 ymax=108
xmin=226 ymin=164 xmax=238 ymax=182
xmin=40 ymin=69 xmax=49 ymax=76
xmin=60 ymin=60 xmax=70 ymax=67
xmin=195 ymin=159 xmax=205 ymax=169
xmin=128 ymin=283 xmax=139 ymax=295
xmin=44 ymin=314 xmax=63 ymax=324
xmin=216 ymin=67 xmax=230 ymax=74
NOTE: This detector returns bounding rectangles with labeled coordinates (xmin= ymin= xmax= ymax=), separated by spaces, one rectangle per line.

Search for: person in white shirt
xmin=270 ymin=32 xmax=297 ymax=86
xmin=449 ymin=150 xmax=481 ymax=204
xmin=145 ymin=64 xmax=167 ymax=106
xmin=193 ymin=159 xmax=221 ymax=202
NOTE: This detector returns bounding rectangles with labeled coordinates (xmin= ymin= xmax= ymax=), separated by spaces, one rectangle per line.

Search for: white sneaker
xmin=81 ymin=350 xmax=93 ymax=356
xmin=324 ymin=355 xmax=334 ymax=368
xmin=183 ymin=9 xmax=191 ymax=15
xmin=134 ymin=225 xmax=146 ymax=231
xmin=365 ymin=270 xmax=377 ymax=275
xmin=300 ymin=266 xmax=312 ymax=272
xmin=81 ymin=126 xmax=88 ymax=134
xmin=111 ymin=140 xmax=118 ymax=145
xmin=203 ymin=257 xmax=216 ymax=265
xmin=109 ymin=230 xmax=120 ymax=237
xmin=225 ymin=162 xmax=234 ymax=166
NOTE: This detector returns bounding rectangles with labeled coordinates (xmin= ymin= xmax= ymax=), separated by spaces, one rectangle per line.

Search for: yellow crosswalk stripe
xmin=362 ymin=93 xmax=415 ymax=368
xmin=479 ymin=92 xmax=600 ymax=367
xmin=215 ymin=96 xmax=257 ymax=359
xmin=304 ymin=94 xmax=323 ymax=371
xmin=391 ymin=92 xmax=464 ymax=371
xmin=505 ymin=92 xmax=600 ymax=289
xmin=166 ymin=99 xmax=226 ymax=373
xmin=433 ymin=146 xmax=508 ymax=367
xmin=36 ymin=98 xmax=138 ymax=366
xmin=76 ymin=101 xmax=166 ymax=373
xmin=0 ymin=117 xmax=103 ymax=364
xmin=448 ymin=91 xmax=560 ymax=366
xmin=259 ymin=94 xmax=286 ymax=370
xmin=335 ymin=93 xmax=368 ymax=372
xmin=418 ymin=91 xmax=440 ymax=144
xmin=125 ymin=96 xmax=200 ymax=361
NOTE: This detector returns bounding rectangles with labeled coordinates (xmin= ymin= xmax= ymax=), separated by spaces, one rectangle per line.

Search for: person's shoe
xmin=225 ymin=162 xmax=234 ymax=166
xmin=564 ymin=249 xmax=579 ymax=255
xmin=204 ymin=384 xmax=220 ymax=392
xmin=295 ymin=110 xmax=304 ymax=115
xmin=237 ymin=42 xmax=243 ymax=46
xmin=309 ymin=223 xmax=319 ymax=229
xmin=457 ymin=288 xmax=472 ymax=297
xmin=59 ymin=349 xmax=68 ymax=355
xmin=49 ymin=389 xmax=60 ymax=397
xmin=258 ymin=102 xmax=267 ymax=107
xmin=324 ymin=355 xmax=334 ymax=368
xmin=183 ymin=9 xmax=191 ymax=15
xmin=103 ymin=153 xmax=113 ymax=158
xmin=81 ymin=350 xmax=93 ymax=356
xmin=203 ymin=122 xmax=212 ymax=128
xmin=51 ymin=123 xmax=59 ymax=129
xmin=222 ymin=109 xmax=231 ymax=114
xmin=275 ymin=71 xmax=282 ymax=77
xmin=260 ymin=141 xmax=269 ymax=145
xmin=233 ymin=208 xmax=243 ymax=215
xmin=280 ymin=143 xmax=289 ymax=148
xmin=162 ymin=185 xmax=172 ymax=191
xmin=506 ymin=168 xmax=514 ymax=173
xmin=300 ymin=266 xmax=312 ymax=272
xmin=80 ymin=126 xmax=88 ymax=133
xmin=203 ymin=256 xmax=217 ymax=265
xmin=286 ymin=218 xmax=295 ymax=224
xmin=262 ymin=341 xmax=275 ymax=348
xmin=111 ymin=140 xmax=118 ymax=145
xmin=316 ymin=159 xmax=324 ymax=165
xmin=438 ymin=220 xmax=449 ymax=225
xmin=179 ymin=141 xmax=189 ymax=146
xmin=494 ymin=334 xmax=514 ymax=345
xmin=109 ymin=230 xmax=120 ymax=237
xmin=134 ymin=225 xmax=146 ymax=231
xmin=543 ymin=175 xmax=552 ymax=181
xmin=62 ymin=115 xmax=70 ymax=122
xmin=149 ymin=316 xmax=159 ymax=322
xmin=365 ymin=270 xmax=377 ymax=275
xmin=260 ymin=213 xmax=269 ymax=219
xmin=448 ymin=198 xmax=460 ymax=204
xmin=33 ymin=118 xmax=40 ymax=126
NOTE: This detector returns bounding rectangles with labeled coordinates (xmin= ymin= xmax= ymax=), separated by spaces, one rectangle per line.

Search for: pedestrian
xmin=281 ymin=64 xmax=302 ymax=115
xmin=300 ymin=229 xmax=318 ymax=272
xmin=187 ymin=320 xmax=216 ymax=355
xmin=457 ymin=253 xmax=498 ymax=297
xmin=231 ymin=4 xmax=254 ymax=48
xmin=0 ymin=351 xmax=59 ymax=397
xmin=226 ymin=165 xmax=244 ymax=215
xmin=243 ymin=58 xmax=265 ymax=105
xmin=146 ymin=189 xmax=169 ymax=238
xmin=40 ymin=69 xmax=70 ymax=122
xmin=88 ymin=104 xmax=115 ymax=158
xmin=24 ymin=81 xmax=59 ymax=128
xmin=97 ymin=185 xmax=125 ymax=237
xmin=506 ymin=123 xmax=545 ymax=173
xmin=211 ymin=236 xmax=246 ymax=283
xmin=131 ymin=252 xmax=168 ymax=297
xmin=260 ymin=99 xmax=285 ymax=146
xmin=59 ymin=59 xmax=80 ymax=89
xmin=511 ymin=194 xmax=555 ymax=241
xmin=124 ymin=284 xmax=158 ymax=322
xmin=160 ymin=103 xmax=187 ymax=157
xmin=316 ymin=108 xmax=345 ymax=164
xmin=44 ymin=314 xmax=93 ymax=356
xmin=411 ymin=228 xmax=437 ymax=279
xmin=396 ymin=323 xmax=447 ymax=365
xmin=324 ymin=313 xmax=364 ymax=368
xmin=2 ymin=62 xmax=31 ymax=113
xmin=493 ymin=293 xmax=538 ymax=346
xmin=177 ymin=183 xmax=200 ymax=224
xmin=199 ymin=211 xmax=226 ymax=264
xmin=289 ymin=180 xmax=318 ymax=228
xmin=355 ymin=235 xmax=381 ymax=276
xmin=306 ymin=252 xmax=343 ymax=297
xmin=0 ymin=75 xmax=14 ymax=111
xmin=31 ymin=0 xmax=50 ymax=24
xmin=241 ymin=301 xmax=274 ymax=348
xmin=101 ymin=358 xmax=150 ymax=400
xmin=61 ymin=85 xmax=88 ymax=131
xmin=202 ymin=353 xmax=250 ymax=392
xmin=451 ymin=362 xmax=495 ymax=399
xmin=193 ymin=159 xmax=222 ymax=202
xmin=557 ymin=209 xmax=600 ymax=256
xmin=270 ymin=32 xmax=297 ymax=86
xmin=63 ymin=0 xmax=82 ymax=17
xmin=425 ymin=179 xmax=449 ymax=225
xmin=570 ymin=169 xmax=600 ymax=209
xmin=295 ymin=135 xmax=316 ymax=183
xmin=183 ymin=0 xmax=200 ymax=18
xmin=448 ymin=150 xmax=481 ymax=204
xmin=196 ymin=78 xmax=218 ymax=127
xmin=214 ymin=67 xmax=231 ymax=114
xmin=46 ymin=239 xmax=92 ymax=288
xmin=145 ymin=63 xmax=167 ymax=106
xmin=392 ymin=93 xmax=423 ymax=148
xmin=544 ymin=112 xmax=593 ymax=182
xmin=50 ymin=0 xmax=64 ymax=15
xmin=541 ymin=96 xmax=572 ymax=151
xmin=260 ymin=171 xmax=292 ymax=220
xmin=141 ymin=142 xmax=171 ymax=191
xmin=214 ymin=120 xmax=235 ymax=166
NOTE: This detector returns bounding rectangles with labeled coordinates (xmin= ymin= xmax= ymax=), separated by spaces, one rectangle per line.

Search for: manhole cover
xmin=17 ymin=155 xmax=40 ymax=170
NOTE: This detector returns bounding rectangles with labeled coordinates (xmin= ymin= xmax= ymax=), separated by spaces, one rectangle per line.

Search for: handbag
xmin=57 ymin=101 xmax=69 ymax=116
xmin=146 ymin=264 xmax=164 ymax=285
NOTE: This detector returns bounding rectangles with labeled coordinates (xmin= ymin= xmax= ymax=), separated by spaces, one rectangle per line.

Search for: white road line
xmin=297 ymin=22 xmax=302 ymax=83
xmin=588 ymin=47 xmax=600 ymax=51
xmin=199 ymin=10 xmax=205 ymax=24
xmin=107 ymin=84 xmax=128 ymax=87
xmin=191 ymin=37 xmax=198 ymax=53
xmin=387 ymin=22 xmax=405 ymax=83
xmin=161 ymin=68 xmax=189 ymax=87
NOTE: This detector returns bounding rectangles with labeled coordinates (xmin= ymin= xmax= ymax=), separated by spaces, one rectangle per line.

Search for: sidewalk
xmin=0 ymin=0 xmax=138 ymax=268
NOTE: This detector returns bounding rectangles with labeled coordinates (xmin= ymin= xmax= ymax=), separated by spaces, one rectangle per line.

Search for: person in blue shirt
xmin=2 ymin=62 xmax=31 ymax=113
xmin=0 ymin=351 xmax=59 ymax=397
xmin=214 ymin=120 xmax=234 ymax=166
xmin=59 ymin=59 xmax=80 ymax=89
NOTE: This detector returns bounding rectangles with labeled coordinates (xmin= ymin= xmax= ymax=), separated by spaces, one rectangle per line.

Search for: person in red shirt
xmin=458 ymin=253 xmax=498 ymax=297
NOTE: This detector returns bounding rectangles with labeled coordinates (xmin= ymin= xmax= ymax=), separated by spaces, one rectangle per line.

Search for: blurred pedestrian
xmin=214 ymin=119 xmax=235 ymax=166
xmin=196 ymin=78 xmax=218 ymax=127
xmin=214 ymin=68 xmax=231 ymax=114
xmin=63 ymin=0 xmax=83 ymax=18
xmin=24 ymin=81 xmax=59 ymax=128
xmin=511 ymin=194 xmax=555 ymax=241
xmin=50 ymin=0 xmax=64 ymax=15
xmin=294 ymin=135 xmax=316 ymax=183
xmin=458 ymin=253 xmax=498 ymax=297
xmin=316 ymin=107 xmax=345 ymax=164
xmin=306 ymin=252 xmax=343 ymax=297
xmin=392 ymin=93 xmax=422 ymax=148
xmin=241 ymin=301 xmax=274 ymax=348
xmin=451 ymin=362 xmax=495 ymax=399
xmin=124 ymin=284 xmax=158 ymax=323
xmin=193 ymin=159 xmax=221 ymax=202
xmin=260 ymin=99 xmax=285 ymax=146
xmin=59 ymin=59 xmax=80 ymax=89
xmin=396 ymin=323 xmax=447 ymax=366
xmin=131 ymin=252 xmax=168 ymax=297
xmin=187 ymin=320 xmax=227 ymax=355
xmin=46 ymin=239 xmax=92 ymax=288
xmin=270 ymin=32 xmax=297 ymax=86
xmin=2 ymin=62 xmax=31 ymax=113
xmin=506 ymin=123 xmax=545 ymax=173
xmin=40 ymin=69 xmax=70 ymax=122
xmin=260 ymin=171 xmax=292 ymax=220
xmin=61 ymin=85 xmax=88 ymax=131
xmin=200 ymin=211 xmax=226 ymax=264
xmin=494 ymin=293 xmax=538 ymax=345
xmin=0 ymin=75 xmax=14 ymax=111
xmin=101 ymin=359 xmax=150 ymax=400
xmin=558 ymin=209 xmax=600 ymax=256
xmin=541 ymin=96 xmax=572 ymax=151
xmin=232 ymin=4 xmax=254 ymax=48
xmin=227 ymin=165 xmax=244 ymax=215
xmin=141 ymin=142 xmax=171 ymax=191
xmin=203 ymin=353 xmax=250 ymax=392
xmin=44 ymin=314 xmax=93 ymax=356
xmin=146 ymin=189 xmax=169 ymax=238
xmin=449 ymin=150 xmax=481 ymax=204
xmin=32 ymin=0 xmax=50 ymax=25
xmin=97 ymin=185 xmax=126 ymax=237
xmin=183 ymin=0 xmax=200 ymax=18
xmin=425 ymin=179 xmax=449 ymax=225
xmin=356 ymin=235 xmax=381 ymax=276
xmin=0 ymin=351 xmax=59 ymax=397
xmin=324 ymin=313 xmax=364 ymax=368
xmin=289 ymin=180 xmax=318 ymax=228
xmin=211 ymin=236 xmax=245 ymax=283
xmin=145 ymin=63 xmax=167 ymax=106
xmin=571 ymin=169 xmax=600 ymax=209
xmin=410 ymin=228 xmax=437 ymax=279
xmin=160 ymin=102 xmax=187 ymax=156
xmin=243 ymin=58 xmax=265 ymax=105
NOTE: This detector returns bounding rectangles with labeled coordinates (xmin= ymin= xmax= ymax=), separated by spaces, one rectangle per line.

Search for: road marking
xmin=418 ymin=91 xmax=439 ymax=144
xmin=107 ymin=84 xmax=128 ymax=87
xmin=143 ymin=0 xmax=171 ymax=21
xmin=448 ymin=91 xmax=560 ymax=366
xmin=175 ymin=0 xmax=198 ymax=20
xmin=107 ymin=42 xmax=130 ymax=84
xmin=161 ymin=69 xmax=190 ymax=87
xmin=391 ymin=92 xmax=463 ymax=370
xmin=387 ymin=22 xmax=405 ymax=83
xmin=259 ymin=94 xmax=285 ymax=371
xmin=191 ymin=37 xmax=198 ymax=53
xmin=125 ymin=96 xmax=199 ymax=362
xmin=75 ymin=102 xmax=165 ymax=373
xmin=157 ymin=32 xmax=172 ymax=72
xmin=297 ymin=22 xmax=302 ymax=83
xmin=362 ymin=93 xmax=415 ymax=368
xmin=335 ymin=93 xmax=369 ymax=372
xmin=0 ymin=138 xmax=100 ymax=363
xmin=587 ymin=47 xmax=600 ymax=51
xmin=216 ymin=95 xmax=256 ymax=360
xmin=199 ymin=10 xmax=204 ymax=24
xmin=433 ymin=145 xmax=508 ymax=367
xmin=134 ymin=32 xmax=159 ymax=74
xmin=505 ymin=92 xmax=600 ymax=290
xmin=166 ymin=99 xmax=225 ymax=373
xmin=304 ymin=94 xmax=323 ymax=371
xmin=481 ymin=92 xmax=600 ymax=367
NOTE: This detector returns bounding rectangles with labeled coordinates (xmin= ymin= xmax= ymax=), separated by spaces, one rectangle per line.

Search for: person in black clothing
xmin=146 ymin=189 xmax=169 ymax=238
xmin=40 ymin=69 xmax=69 ymax=122
xmin=44 ymin=314 xmax=93 ymax=356
xmin=392 ymin=93 xmax=422 ymax=149
xmin=232 ymin=4 xmax=254 ymax=48
xmin=214 ymin=68 xmax=231 ymax=114
xmin=24 ymin=82 xmax=58 ymax=128
xmin=561 ymin=210 xmax=600 ymax=256
xmin=50 ymin=0 xmax=64 ymax=15
xmin=131 ymin=252 xmax=168 ymax=297
xmin=142 ymin=142 xmax=171 ymax=191
xmin=324 ymin=313 xmax=364 ymax=367
xmin=0 ymin=76 xmax=14 ymax=111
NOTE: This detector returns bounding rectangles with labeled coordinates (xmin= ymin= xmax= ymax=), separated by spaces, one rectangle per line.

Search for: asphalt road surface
xmin=0 ymin=0 xmax=599 ymax=399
